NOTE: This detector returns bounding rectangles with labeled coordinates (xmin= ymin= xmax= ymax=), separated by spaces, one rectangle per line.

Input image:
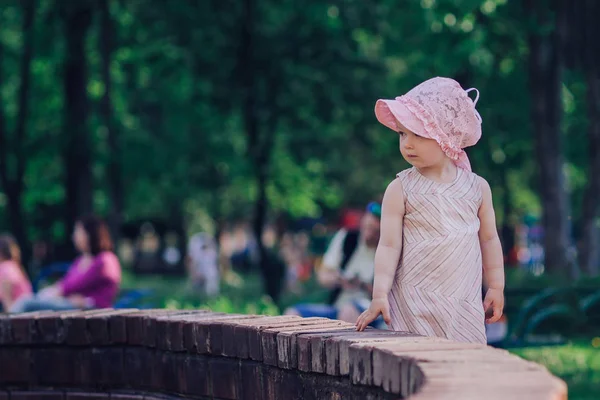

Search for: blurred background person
xmin=10 ymin=215 xmax=121 ymax=312
xmin=0 ymin=234 xmax=32 ymax=312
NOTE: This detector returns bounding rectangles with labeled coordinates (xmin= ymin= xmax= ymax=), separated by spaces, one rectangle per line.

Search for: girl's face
xmin=398 ymin=125 xmax=447 ymax=168
xmin=72 ymin=222 xmax=89 ymax=253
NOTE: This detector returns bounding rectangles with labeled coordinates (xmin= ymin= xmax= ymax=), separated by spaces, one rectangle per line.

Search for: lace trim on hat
xmin=395 ymin=95 xmax=464 ymax=161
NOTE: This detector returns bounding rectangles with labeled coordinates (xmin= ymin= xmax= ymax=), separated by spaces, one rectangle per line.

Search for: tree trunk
xmin=62 ymin=2 xmax=94 ymax=232
xmin=239 ymin=0 xmax=262 ymax=259
xmin=526 ymin=0 xmax=577 ymax=279
xmin=99 ymin=0 xmax=123 ymax=241
xmin=0 ymin=0 xmax=35 ymax=268
xmin=238 ymin=0 xmax=283 ymax=302
xmin=577 ymin=0 xmax=600 ymax=276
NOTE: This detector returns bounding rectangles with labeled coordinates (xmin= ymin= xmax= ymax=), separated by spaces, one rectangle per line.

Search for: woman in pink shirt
xmin=0 ymin=235 xmax=32 ymax=311
xmin=10 ymin=215 xmax=121 ymax=313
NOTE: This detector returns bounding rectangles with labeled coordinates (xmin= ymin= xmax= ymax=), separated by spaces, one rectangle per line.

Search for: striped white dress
xmin=388 ymin=167 xmax=486 ymax=344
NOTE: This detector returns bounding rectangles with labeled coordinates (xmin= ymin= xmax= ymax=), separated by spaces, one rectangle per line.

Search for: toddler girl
xmin=355 ymin=77 xmax=505 ymax=344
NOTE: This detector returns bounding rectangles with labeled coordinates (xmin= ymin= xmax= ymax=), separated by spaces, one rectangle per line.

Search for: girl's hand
xmin=483 ymin=288 xmax=504 ymax=323
xmin=355 ymin=297 xmax=391 ymax=331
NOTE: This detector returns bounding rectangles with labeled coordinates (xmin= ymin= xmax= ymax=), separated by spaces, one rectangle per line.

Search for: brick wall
xmin=0 ymin=309 xmax=567 ymax=399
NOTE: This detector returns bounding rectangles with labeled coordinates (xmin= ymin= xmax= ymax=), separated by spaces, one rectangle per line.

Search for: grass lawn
xmin=510 ymin=341 xmax=600 ymax=400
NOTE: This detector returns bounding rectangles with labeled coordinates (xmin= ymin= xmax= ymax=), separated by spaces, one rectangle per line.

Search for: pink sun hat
xmin=375 ymin=77 xmax=482 ymax=171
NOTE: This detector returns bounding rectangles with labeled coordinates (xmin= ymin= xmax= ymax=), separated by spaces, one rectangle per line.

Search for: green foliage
xmin=0 ymin=0 xmax=559 ymax=229
xmin=511 ymin=341 xmax=600 ymax=400
xmin=0 ymin=0 xmax=597 ymax=269
xmin=120 ymin=270 xmax=280 ymax=315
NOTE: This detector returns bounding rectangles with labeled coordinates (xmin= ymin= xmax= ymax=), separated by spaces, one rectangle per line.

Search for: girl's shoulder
xmin=395 ymin=167 xmax=416 ymax=181
xmin=393 ymin=167 xmax=417 ymax=193
xmin=461 ymin=171 xmax=488 ymax=206
xmin=96 ymin=251 xmax=120 ymax=265
xmin=462 ymin=169 xmax=484 ymax=186
xmin=383 ymin=173 xmax=407 ymax=206
xmin=464 ymin=171 xmax=489 ymax=191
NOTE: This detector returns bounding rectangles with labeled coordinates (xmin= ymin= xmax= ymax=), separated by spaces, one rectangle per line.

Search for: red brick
xmin=0 ymin=348 xmax=30 ymax=384
xmin=122 ymin=347 xmax=148 ymax=389
xmin=10 ymin=391 xmax=64 ymax=400
xmin=372 ymin=349 xmax=396 ymax=389
xmin=143 ymin=310 xmax=202 ymax=348
xmin=349 ymin=343 xmax=375 ymax=386
xmin=110 ymin=393 xmax=143 ymax=399
xmin=209 ymin=357 xmax=241 ymax=400
xmin=33 ymin=347 xmax=78 ymax=386
xmin=371 ymin=348 xmax=424 ymax=396
xmin=189 ymin=314 xmax=253 ymax=354
xmin=324 ymin=331 xmax=375 ymax=376
xmin=7 ymin=311 xmax=53 ymax=344
xmin=271 ymin=322 xmax=355 ymax=369
xmin=156 ymin=352 xmax=184 ymax=393
xmin=181 ymin=312 xmax=227 ymax=352
xmin=85 ymin=309 xmax=138 ymax=345
xmin=76 ymin=347 xmax=125 ymax=388
xmin=261 ymin=366 xmax=304 ymax=400
xmin=59 ymin=309 xmax=119 ymax=345
xmin=301 ymin=374 xmax=357 ymax=400
xmin=141 ymin=397 xmax=172 ymax=400
xmin=108 ymin=310 xmax=143 ymax=343
xmin=240 ymin=361 xmax=264 ymax=400
xmin=222 ymin=315 xmax=301 ymax=359
xmin=220 ymin=316 xmax=281 ymax=357
xmin=65 ymin=393 xmax=110 ymax=400
xmin=334 ymin=331 xmax=418 ymax=376
xmin=123 ymin=309 xmax=175 ymax=345
xmin=141 ymin=395 xmax=179 ymax=400
xmin=34 ymin=311 xmax=65 ymax=343
xmin=231 ymin=316 xmax=302 ymax=360
xmin=208 ymin=315 xmax=260 ymax=355
xmin=155 ymin=311 xmax=212 ymax=351
xmin=179 ymin=355 xmax=210 ymax=397
xmin=296 ymin=329 xmax=355 ymax=372
xmin=347 ymin=336 xmax=426 ymax=389
xmin=261 ymin=366 xmax=282 ymax=400
xmin=254 ymin=318 xmax=336 ymax=365
xmin=0 ymin=314 xmax=10 ymax=344
xmin=148 ymin=351 xmax=166 ymax=392
xmin=35 ymin=310 xmax=105 ymax=344
xmin=278 ymin=369 xmax=305 ymax=400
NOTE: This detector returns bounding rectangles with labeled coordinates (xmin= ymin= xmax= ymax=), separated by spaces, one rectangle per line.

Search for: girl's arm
xmin=372 ymin=178 xmax=405 ymax=300
xmin=356 ymin=178 xmax=404 ymax=330
xmin=478 ymin=177 xmax=505 ymax=323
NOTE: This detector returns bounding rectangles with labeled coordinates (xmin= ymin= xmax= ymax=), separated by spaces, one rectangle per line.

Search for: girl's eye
xmin=398 ymin=131 xmax=406 ymax=136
